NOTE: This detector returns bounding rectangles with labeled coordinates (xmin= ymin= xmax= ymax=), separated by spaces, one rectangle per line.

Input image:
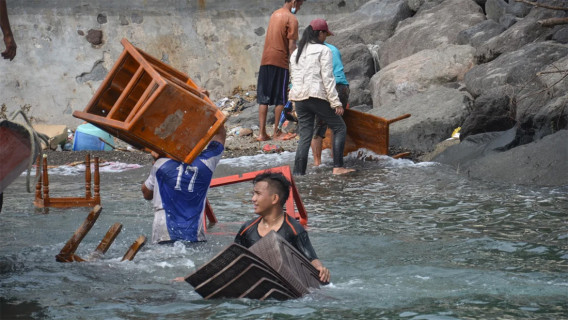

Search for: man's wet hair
xmin=253 ymin=172 xmax=291 ymax=207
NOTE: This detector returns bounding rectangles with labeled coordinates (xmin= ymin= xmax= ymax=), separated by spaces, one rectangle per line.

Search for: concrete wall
xmin=1 ymin=0 xmax=368 ymax=127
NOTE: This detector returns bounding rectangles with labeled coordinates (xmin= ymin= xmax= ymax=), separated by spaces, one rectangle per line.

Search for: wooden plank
xmin=93 ymin=222 xmax=123 ymax=257
xmin=56 ymin=205 xmax=102 ymax=262
xmin=121 ymin=235 xmax=146 ymax=261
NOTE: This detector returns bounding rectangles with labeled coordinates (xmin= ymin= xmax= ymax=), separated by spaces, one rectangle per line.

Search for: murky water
xmin=1 ymin=151 xmax=567 ymax=319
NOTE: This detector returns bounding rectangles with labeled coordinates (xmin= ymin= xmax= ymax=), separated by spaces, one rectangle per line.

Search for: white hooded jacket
xmin=289 ymin=42 xmax=342 ymax=108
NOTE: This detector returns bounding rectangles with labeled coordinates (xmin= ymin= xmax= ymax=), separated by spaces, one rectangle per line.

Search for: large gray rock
xmin=378 ymin=0 xmax=485 ymax=68
xmin=457 ymin=20 xmax=506 ymax=48
xmin=460 ymin=89 xmax=515 ymax=140
xmin=339 ymin=43 xmax=375 ymax=107
xmin=552 ymin=26 xmax=568 ymax=44
xmin=371 ymin=44 xmax=476 ymax=107
xmin=369 ymin=86 xmax=472 ymax=153
xmin=515 ymin=55 xmax=568 ymax=140
xmin=406 ymin=0 xmax=445 ymax=13
xmin=434 ymin=129 xmax=568 ymax=187
xmin=506 ymin=1 xmax=532 ymax=18
xmin=331 ymin=0 xmax=413 ymax=46
xmin=465 ymin=41 xmax=568 ymax=98
xmin=485 ymin=0 xmax=508 ymax=22
xmin=475 ymin=2 xmax=566 ymax=63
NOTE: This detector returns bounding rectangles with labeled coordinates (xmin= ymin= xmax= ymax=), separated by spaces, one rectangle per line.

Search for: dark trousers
xmin=293 ymin=97 xmax=346 ymax=175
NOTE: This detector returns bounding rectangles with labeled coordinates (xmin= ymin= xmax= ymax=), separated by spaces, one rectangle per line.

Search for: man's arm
xmin=0 ymin=0 xmax=16 ymax=61
xmin=311 ymin=259 xmax=330 ymax=283
xmin=141 ymin=183 xmax=153 ymax=200
xmin=210 ymin=125 xmax=226 ymax=145
xmin=288 ymin=39 xmax=297 ymax=59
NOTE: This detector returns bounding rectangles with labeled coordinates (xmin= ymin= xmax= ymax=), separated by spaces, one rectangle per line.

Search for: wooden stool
xmin=73 ymin=38 xmax=226 ymax=165
xmin=34 ymin=154 xmax=101 ymax=208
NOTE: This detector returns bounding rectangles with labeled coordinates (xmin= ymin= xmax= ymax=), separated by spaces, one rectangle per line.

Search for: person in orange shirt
xmin=256 ymin=0 xmax=304 ymax=141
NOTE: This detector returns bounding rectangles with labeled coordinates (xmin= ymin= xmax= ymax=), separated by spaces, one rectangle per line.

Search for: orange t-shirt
xmin=260 ymin=7 xmax=299 ymax=69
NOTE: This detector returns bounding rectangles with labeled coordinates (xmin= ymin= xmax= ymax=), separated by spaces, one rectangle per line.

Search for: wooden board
xmin=322 ymin=109 xmax=410 ymax=156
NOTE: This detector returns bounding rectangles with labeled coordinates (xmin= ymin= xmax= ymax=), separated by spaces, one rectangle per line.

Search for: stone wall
xmin=0 ymin=0 xmax=367 ymax=127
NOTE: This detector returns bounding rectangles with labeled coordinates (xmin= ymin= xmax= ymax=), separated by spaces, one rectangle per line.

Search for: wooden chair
xmin=73 ymin=38 xmax=226 ymax=165
xmin=34 ymin=154 xmax=101 ymax=208
xmin=56 ymin=205 xmax=146 ymax=263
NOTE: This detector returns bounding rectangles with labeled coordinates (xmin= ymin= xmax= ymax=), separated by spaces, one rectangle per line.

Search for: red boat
xmin=0 ymin=112 xmax=46 ymax=211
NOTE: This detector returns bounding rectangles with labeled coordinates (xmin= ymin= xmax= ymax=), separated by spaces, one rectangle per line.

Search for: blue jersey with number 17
xmin=154 ymin=141 xmax=223 ymax=242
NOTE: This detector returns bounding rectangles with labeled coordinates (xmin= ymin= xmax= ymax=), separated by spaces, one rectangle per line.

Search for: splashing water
xmin=1 ymin=151 xmax=566 ymax=319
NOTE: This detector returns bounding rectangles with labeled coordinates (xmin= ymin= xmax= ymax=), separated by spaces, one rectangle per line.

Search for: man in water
xmin=235 ymin=172 xmax=330 ymax=283
xmin=141 ymin=126 xmax=226 ymax=244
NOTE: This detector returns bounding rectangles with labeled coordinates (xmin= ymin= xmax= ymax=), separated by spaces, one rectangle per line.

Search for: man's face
xmin=252 ymin=181 xmax=276 ymax=215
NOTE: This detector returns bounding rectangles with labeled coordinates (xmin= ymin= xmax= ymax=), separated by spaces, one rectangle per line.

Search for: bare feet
xmin=332 ymin=167 xmax=356 ymax=175
xmin=256 ymin=135 xmax=271 ymax=141
xmin=274 ymin=132 xmax=297 ymax=141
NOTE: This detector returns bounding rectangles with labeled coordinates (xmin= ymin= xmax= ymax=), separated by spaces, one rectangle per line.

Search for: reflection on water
xmin=1 ymin=151 xmax=566 ymax=319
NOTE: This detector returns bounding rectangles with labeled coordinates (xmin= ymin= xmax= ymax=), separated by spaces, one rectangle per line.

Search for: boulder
xmin=499 ymin=14 xmax=519 ymax=29
xmin=226 ymin=104 xmax=275 ymax=129
xmin=434 ymin=129 xmax=568 ymax=186
xmin=371 ymin=44 xmax=476 ymax=107
xmin=369 ymin=86 xmax=472 ymax=153
xmin=475 ymin=2 xmax=566 ymax=63
xmin=331 ymin=0 xmax=414 ymax=45
xmin=326 ymin=33 xmax=365 ymax=49
xmin=515 ymin=55 xmax=568 ymax=140
xmin=465 ymin=41 xmax=568 ymax=98
xmin=407 ymin=0 xmax=445 ymax=13
xmin=506 ymin=1 xmax=532 ymax=18
xmin=457 ymin=20 xmax=506 ymax=48
xmin=337 ymin=43 xmax=375 ymax=107
xmin=552 ymin=26 xmax=568 ymax=44
xmin=460 ymin=89 xmax=516 ymax=140
xmin=485 ymin=0 xmax=508 ymax=22
xmin=378 ymin=0 xmax=485 ymax=68
xmin=348 ymin=78 xmax=373 ymax=107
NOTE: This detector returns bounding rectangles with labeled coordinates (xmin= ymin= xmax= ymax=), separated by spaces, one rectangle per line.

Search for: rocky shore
xmin=215 ymin=0 xmax=568 ymax=187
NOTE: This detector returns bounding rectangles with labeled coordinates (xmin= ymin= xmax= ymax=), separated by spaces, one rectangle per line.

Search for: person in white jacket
xmin=289 ymin=19 xmax=355 ymax=175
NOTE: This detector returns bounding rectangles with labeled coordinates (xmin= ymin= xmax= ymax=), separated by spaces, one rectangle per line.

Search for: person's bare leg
xmin=311 ymin=137 xmax=323 ymax=166
xmin=272 ymin=104 xmax=284 ymax=139
xmin=257 ymin=104 xmax=271 ymax=141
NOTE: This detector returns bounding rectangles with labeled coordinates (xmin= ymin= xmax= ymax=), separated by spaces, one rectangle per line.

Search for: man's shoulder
xmin=270 ymin=7 xmax=297 ymax=24
xmin=238 ymin=217 xmax=261 ymax=234
xmin=284 ymin=214 xmax=306 ymax=234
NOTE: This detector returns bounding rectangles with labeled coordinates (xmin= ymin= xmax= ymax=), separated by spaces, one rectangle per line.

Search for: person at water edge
xmin=289 ymin=19 xmax=354 ymax=175
xmin=234 ymin=172 xmax=330 ymax=283
xmin=256 ymin=0 xmax=304 ymax=141
xmin=311 ymin=40 xmax=350 ymax=167
xmin=141 ymin=125 xmax=226 ymax=244
xmin=0 ymin=0 xmax=17 ymax=60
